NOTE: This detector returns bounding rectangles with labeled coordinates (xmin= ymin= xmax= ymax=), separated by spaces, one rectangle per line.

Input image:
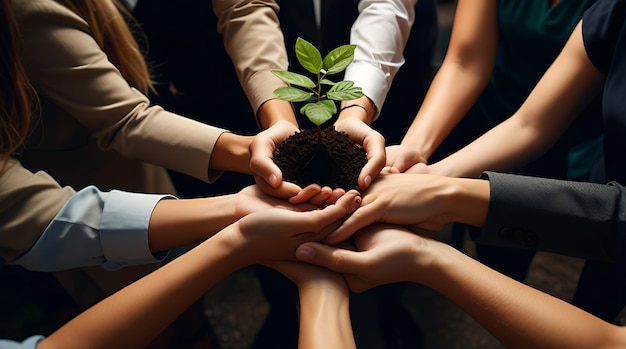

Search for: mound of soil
xmin=273 ymin=126 xmax=367 ymax=190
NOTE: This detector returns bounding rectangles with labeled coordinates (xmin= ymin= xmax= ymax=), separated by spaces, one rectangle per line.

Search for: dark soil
xmin=273 ymin=126 xmax=367 ymax=190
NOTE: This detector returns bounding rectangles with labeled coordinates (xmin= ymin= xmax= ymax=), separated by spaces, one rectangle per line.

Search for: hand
xmin=296 ymin=224 xmax=442 ymax=292
xmin=384 ymin=145 xmax=428 ymax=174
xmin=224 ymin=189 xmax=362 ymax=264
xmin=333 ymin=117 xmax=385 ymax=191
xmin=249 ymin=120 xmax=303 ymax=196
xmin=324 ymin=173 xmax=450 ymax=245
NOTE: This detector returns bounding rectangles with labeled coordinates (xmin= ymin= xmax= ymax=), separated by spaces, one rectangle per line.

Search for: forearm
xmin=39 ymin=232 xmax=245 ymax=349
xmin=257 ymin=98 xmax=298 ymax=129
xmin=442 ymin=176 xmax=490 ymax=228
xmin=297 ymin=283 xmax=355 ymax=349
xmin=209 ymin=132 xmax=253 ymax=174
xmin=147 ymin=194 xmax=239 ymax=252
xmin=428 ymin=114 xmax=549 ymax=178
xmin=401 ymin=62 xmax=491 ymax=159
xmin=424 ymin=243 xmax=626 ymax=349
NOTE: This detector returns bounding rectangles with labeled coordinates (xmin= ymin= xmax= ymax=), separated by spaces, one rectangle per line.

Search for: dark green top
xmin=476 ymin=0 xmax=599 ymax=125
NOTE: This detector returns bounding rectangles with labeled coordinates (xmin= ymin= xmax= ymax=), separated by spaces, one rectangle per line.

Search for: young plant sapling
xmin=270 ymin=37 xmax=368 ymax=190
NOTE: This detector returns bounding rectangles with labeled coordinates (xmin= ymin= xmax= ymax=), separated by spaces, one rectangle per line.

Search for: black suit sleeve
xmin=469 ymin=171 xmax=626 ymax=264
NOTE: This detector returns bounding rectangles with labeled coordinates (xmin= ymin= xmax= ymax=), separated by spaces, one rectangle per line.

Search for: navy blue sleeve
xmin=582 ymin=0 xmax=626 ymax=74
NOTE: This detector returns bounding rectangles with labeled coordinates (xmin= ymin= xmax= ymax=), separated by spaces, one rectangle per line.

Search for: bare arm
xmin=37 ymin=191 xmax=361 ymax=349
xmin=430 ymin=22 xmax=605 ymax=178
xmin=268 ymin=261 xmax=356 ymax=349
xmin=299 ymin=225 xmax=626 ymax=349
xmin=388 ymin=0 xmax=499 ymax=171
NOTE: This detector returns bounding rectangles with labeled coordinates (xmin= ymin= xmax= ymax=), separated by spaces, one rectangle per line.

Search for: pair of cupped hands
xmin=233 ymin=120 xmax=445 ymax=294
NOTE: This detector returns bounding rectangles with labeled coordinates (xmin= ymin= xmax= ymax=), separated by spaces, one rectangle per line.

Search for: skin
xmin=35 ymin=190 xmax=361 ymax=349
xmin=324 ymin=173 xmax=489 ymax=245
xmin=386 ymin=2 xmax=603 ymax=180
xmin=267 ymin=261 xmax=356 ymax=349
xmin=427 ymin=22 xmax=605 ymax=178
xmin=386 ymin=0 xmax=499 ymax=173
xmin=297 ymin=224 xmax=626 ymax=349
xmin=250 ymin=96 xmax=386 ymax=197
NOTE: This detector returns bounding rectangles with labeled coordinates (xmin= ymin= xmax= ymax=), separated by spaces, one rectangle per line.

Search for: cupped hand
xmin=384 ymin=144 xmax=428 ymax=174
xmin=333 ymin=117 xmax=385 ymax=191
xmin=296 ymin=224 xmax=440 ymax=292
xmin=324 ymin=173 xmax=451 ymax=245
xmin=249 ymin=120 xmax=303 ymax=197
xmin=229 ymin=189 xmax=362 ymax=264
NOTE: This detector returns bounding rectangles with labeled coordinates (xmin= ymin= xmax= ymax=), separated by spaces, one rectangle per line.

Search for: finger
xmin=306 ymin=190 xmax=361 ymax=238
xmin=287 ymin=184 xmax=323 ymax=204
xmin=358 ymin=135 xmax=386 ymax=191
xmin=320 ymin=188 xmax=346 ymax=207
xmin=305 ymin=186 xmax=333 ymax=206
xmin=324 ymin=204 xmax=378 ymax=245
xmin=254 ymin=174 xmax=304 ymax=200
xmin=295 ymin=241 xmax=363 ymax=275
xmin=249 ymin=140 xmax=283 ymax=189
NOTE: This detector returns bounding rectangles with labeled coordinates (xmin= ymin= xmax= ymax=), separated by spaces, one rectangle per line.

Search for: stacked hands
xmin=240 ymin=119 xmax=462 ymax=296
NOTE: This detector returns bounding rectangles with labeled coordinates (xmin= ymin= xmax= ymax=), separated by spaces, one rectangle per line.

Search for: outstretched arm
xmin=267 ymin=261 xmax=356 ymax=349
xmin=387 ymin=0 xmax=499 ymax=172
xmin=298 ymin=225 xmax=626 ymax=349
xmin=429 ymin=22 xmax=605 ymax=178
xmin=35 ymin=191 xmax=361 ymax=349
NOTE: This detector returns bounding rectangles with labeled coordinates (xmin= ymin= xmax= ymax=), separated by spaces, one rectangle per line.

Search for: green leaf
xmin=323 ymin=44 xmax=356 ymax=74
xmin=295 ymin=38 xmax=323 ymax=74
xmin=326 ymin=80 xmax=363 ymax=101
xmin=271 ymin=70 xmax=316 ymax=88
xmin=320 ymin=78 xmax=335 ymax=86
xmin=300 ymin=100 xmax=336 ymax=126
xmin=273 ymin=86 xmax=314 ymax=102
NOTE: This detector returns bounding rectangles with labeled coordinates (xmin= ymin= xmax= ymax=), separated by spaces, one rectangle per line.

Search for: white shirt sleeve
xmin=10 ymin=186 xmax=175 ymax=272
xmin=344 ymin=0 xmax=417 ymax=120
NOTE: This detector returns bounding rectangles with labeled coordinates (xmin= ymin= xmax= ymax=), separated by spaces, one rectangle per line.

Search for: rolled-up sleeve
xmin=11 ymin=186 xmax=175 ymax=272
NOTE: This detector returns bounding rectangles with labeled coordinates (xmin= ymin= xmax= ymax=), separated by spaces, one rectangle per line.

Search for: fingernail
xmin=355 ymin=196 xmax=362 ymax=205
xmin=364 ymin=175 xmax=372 ymax=187
xmin=269 ymin=174 xmax=277 ymax=186
xmin=296 ymin=245 xmax=315 ymax=261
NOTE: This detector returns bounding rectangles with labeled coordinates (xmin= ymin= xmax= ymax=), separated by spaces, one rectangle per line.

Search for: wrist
xmin=443 ymin=177 xmax=490 ymax=227
xmin=257 ymin=99 xmax=298 ymax=129
xmin=210 ymin=133 xmax=252 ymax=174
xmin=339 ymin=96 xmax=376 ymax=124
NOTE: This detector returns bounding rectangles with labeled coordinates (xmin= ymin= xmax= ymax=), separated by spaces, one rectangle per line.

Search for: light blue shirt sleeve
xmin=10 ymin=186 xmax=176 ymax=272
xmin=0 ymin=335 xmax=45 ymax=349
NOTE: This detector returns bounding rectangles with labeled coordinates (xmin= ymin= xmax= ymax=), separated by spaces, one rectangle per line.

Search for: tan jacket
xmin=2 ymin=0 xmax=239 ymax=262
xmin=14 ymin=0 xmax=226 ymax=195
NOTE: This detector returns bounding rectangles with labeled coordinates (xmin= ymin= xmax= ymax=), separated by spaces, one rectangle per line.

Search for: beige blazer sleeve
xmin=15 ymin=0 xmax=226 ymax=184
xmin=213 ymin=0 xmax=289 ymax=117
xmin=0 ymin=159 xmax=75 ymax=263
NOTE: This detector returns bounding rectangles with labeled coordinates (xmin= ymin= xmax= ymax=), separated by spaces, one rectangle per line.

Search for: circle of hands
xmin=241 ymin=119 xmax=442 ymax=294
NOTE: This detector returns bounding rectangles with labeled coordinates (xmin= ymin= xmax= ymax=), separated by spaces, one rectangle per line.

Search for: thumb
xmin=295 ymin=242 xmax=361 ymax=274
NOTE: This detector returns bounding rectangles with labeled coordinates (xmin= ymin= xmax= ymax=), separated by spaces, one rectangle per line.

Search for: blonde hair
xmin=54 ymin=0 xmax=153 ymax=93
xmin=0 ymin=0 xmax=37 ymax=173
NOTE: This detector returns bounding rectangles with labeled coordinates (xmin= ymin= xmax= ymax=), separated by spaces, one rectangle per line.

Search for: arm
xmin=17 ymin=1 xmax=249 ymax=181
xmin=3 ymin=154 xmax=325 ymax=271
xmin=327 ymin=171 xmax=626 ymax=264
xmin=387 ymin=0 xmax=499 ymax=171
xmin=298 ymin=225 xmax=626 ymax=349
xmin=36 ymin=191 xmax=361 ymax=349
xmin=429 ymin=22 xmax=605 ymax=178
xmin=213 ymin=0 xmax=298 ymax=129
xmin=267 ymin=261 xmax=356 ymax=349
xmin=340 ymin=0 xmax=417 ymax=123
